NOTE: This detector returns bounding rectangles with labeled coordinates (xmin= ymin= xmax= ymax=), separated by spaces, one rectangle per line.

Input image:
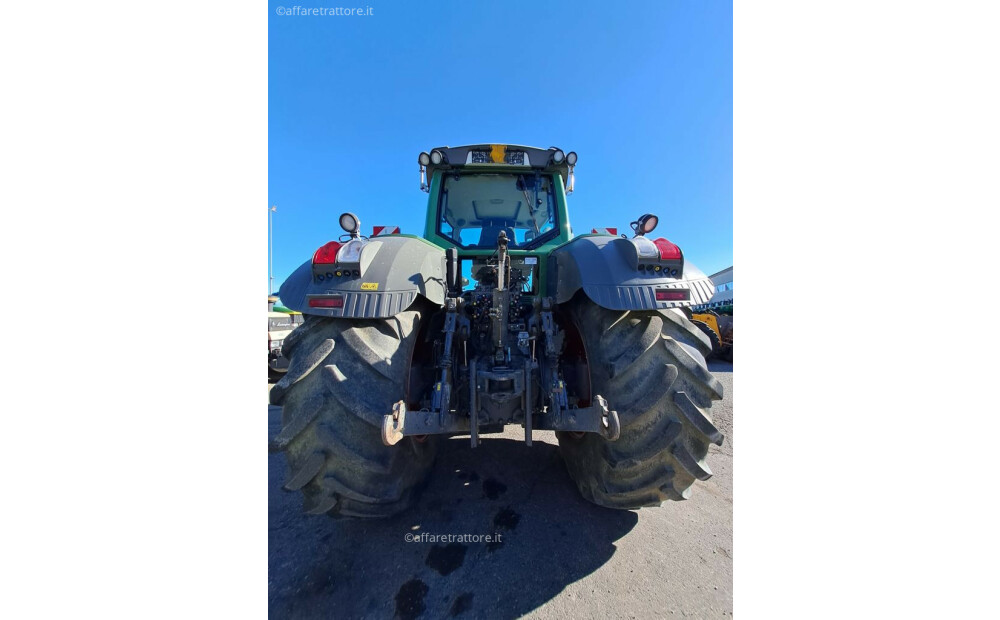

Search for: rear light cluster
xmin=308 ymin=295 xmax=344 ymax=309
xmin=635 ymin=237 xmax=683 ymax=276
xmin=313 ymin=240 xmax=363 ymax=282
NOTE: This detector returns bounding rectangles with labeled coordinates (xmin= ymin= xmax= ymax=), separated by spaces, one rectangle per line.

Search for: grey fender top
xmin=552 ymin=235 xmax=715 ymax=310
xmin=278 ymin=236 xmax=447 ymax=318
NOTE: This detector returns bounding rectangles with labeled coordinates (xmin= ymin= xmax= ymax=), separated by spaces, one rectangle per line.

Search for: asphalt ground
xmin=269 ymin=359 xmax=733 ymax=619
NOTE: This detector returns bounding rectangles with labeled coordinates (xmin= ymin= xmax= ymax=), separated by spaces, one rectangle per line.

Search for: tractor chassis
xmin=381 ymin=391 xmax=620 ymax=447
xmin=379 ymin=238 xmax=624 ymax=449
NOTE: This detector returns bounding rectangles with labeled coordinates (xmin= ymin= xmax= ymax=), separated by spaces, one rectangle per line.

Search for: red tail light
xmin=312 ymin=241 xmax=343 ymax=265
xmin=655 ymin=289 xmax=690 ymax=301
xmin=652 ymin=238 xmax=682 ymax=260
xmin=308 ymin=296 xmax=344 ymax=308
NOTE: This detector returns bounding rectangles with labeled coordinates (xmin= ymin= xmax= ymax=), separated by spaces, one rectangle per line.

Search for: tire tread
xmin=270 ymin=308 xmax=436 ymax=519
xmin=557 ymin=296 xmax=725 ymax=509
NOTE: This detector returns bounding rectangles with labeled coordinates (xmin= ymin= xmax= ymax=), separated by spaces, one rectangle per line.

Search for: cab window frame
xmin=435 ymin=171 xmax=561 ymax=250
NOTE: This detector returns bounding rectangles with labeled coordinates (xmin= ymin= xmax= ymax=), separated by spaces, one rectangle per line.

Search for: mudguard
xmin=551 ymin=235 xmax=715 ymax=311
xmin=278 ymin=236 xmax=446 ymax=318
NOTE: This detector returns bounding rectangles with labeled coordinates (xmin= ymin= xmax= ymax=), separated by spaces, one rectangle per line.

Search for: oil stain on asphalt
xmin=487 ymin=506 xmax=521 ymax=552
xmin=425 ymin=543 xmax=468 ymax=576
xmin=482 ymin=477 xmax=507 ymax=499
xmin=493 ymin=506 xmax=521 ymax=530
xmin=449 ymin=592 xmax=474 ymax=616
xmin=394 ymin=578 xmax=429 ymax=620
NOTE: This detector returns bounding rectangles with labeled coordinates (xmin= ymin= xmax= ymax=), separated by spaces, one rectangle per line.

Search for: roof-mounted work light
xmin=418 ymin=152 xmax=430 ymax=191
xmin=565 ymin=151 xmax=578 ymax=194
xmin=417 ymin=152 xmax=431 ymax=192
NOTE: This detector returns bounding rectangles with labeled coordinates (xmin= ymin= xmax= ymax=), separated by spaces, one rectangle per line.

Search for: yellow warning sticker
xmin=361 ymin=282 xmax=379 ymax=291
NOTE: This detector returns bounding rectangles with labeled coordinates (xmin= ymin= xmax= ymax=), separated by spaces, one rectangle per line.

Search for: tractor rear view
xmin=270 ymin=145 xmax=725 ymax=517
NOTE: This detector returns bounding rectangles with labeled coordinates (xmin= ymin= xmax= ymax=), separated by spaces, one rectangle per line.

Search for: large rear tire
xmin=557 ymin=297 xmax=725 ymax=509
xmin=268 ymin=309 xmax=437 ymax=518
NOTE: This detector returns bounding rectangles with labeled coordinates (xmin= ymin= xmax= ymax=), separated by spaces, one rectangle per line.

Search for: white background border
xmin=3 ymin=1 xmax=999 ymax=616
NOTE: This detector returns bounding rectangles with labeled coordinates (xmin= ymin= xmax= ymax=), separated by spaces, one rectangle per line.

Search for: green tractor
xmin=270 ymin=145 xmax=724 ymax=517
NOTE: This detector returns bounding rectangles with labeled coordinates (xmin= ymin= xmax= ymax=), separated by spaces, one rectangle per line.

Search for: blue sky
xmin=269 ymin=0 xmax=732 ymax=291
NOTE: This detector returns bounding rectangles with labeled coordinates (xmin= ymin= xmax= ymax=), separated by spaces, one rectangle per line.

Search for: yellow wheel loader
xmin=691 ymin=311 xmax=732 ymax=362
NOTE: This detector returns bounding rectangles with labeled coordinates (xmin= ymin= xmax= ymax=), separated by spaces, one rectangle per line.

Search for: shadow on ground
xmin=707 ymin=359 xmax=732 ymax=373
xmin=269 ymin=405 xmax=638 ymax=619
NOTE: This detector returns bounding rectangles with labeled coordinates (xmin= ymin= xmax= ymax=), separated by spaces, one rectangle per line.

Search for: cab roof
xmin=422 ymin=144 xmax=573 ymax=181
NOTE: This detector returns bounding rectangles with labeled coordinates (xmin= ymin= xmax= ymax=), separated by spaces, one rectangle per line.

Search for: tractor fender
xmin=278 ymin=236 xmax=446 ymax=318
xmin=551 ymin=235 xmax=716 ymax=311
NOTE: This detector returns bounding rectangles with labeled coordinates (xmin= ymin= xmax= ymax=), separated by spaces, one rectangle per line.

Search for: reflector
xmin=655 ymin=289 xmax=689 ymax=301
xmin=308 ymin=296 xmax=344 ymax=308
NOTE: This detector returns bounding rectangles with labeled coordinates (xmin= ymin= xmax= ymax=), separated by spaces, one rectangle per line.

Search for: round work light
xmin=339 ymin=212 xmax=361 ymax=236
xmin=636 ymin=213 xmax=658 ymax=235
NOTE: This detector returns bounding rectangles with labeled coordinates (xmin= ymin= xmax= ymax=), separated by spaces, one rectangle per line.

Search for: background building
xmin=694 ymin=266 xmax=733 ymax=311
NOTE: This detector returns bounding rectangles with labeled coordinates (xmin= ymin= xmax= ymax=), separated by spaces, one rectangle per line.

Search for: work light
xmin=339 ymin=212 xmax=361 ymax=236
xmin=633 ymin=213 xmax=658 ymax=236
